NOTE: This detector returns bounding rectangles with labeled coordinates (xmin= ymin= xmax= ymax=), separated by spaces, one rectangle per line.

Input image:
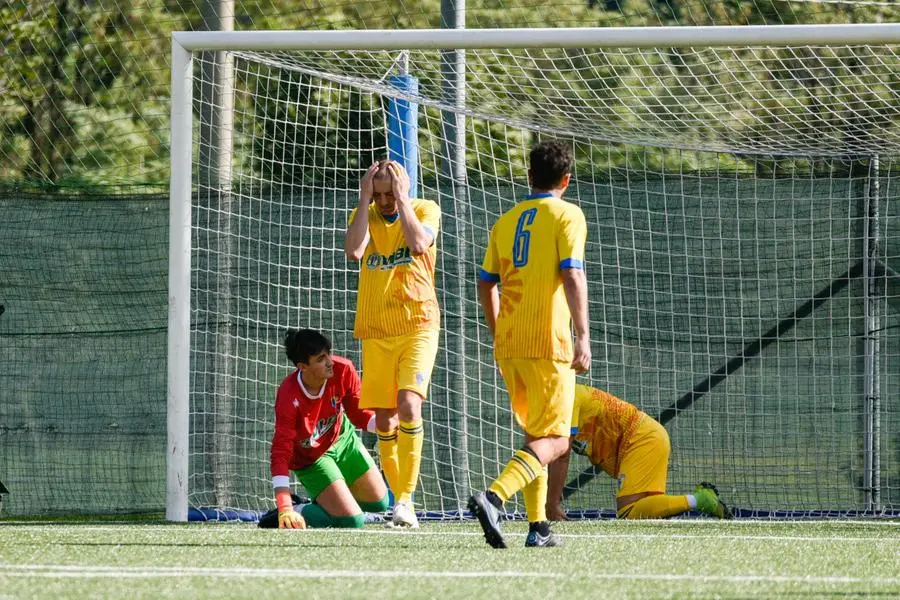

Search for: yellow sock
xmin=488 ymin=449 xmax=543 ymax=503
xmin=376 ymin=427 xmax=400 ymax=497
xmin=397 ymin=419 xmax=424 ymax=504
xmin=617 ymin=495 xmax=690 ymax=520
xmin=522 ymin=466 xmax=548 ymax=523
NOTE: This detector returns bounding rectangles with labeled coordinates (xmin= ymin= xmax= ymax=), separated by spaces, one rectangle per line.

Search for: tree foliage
xmin=0 ymin=1 xmax=182 ymax=184
xmin=0 ymin=0 xmax=897 ymax=186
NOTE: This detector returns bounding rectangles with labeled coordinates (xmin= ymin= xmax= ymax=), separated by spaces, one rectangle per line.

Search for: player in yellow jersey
xmin=469 ymin=140 xmax=591 ymax=548
xmin=344 ymin=159 xmax=440 ymax=528
xmin=545 ymin=384 xmax=733 ymax=521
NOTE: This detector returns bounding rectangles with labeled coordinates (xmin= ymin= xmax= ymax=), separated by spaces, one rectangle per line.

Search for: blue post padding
xmin=188 ymin=506 xmax=386 ymax=524
xmin=188 ymin=507 xmax=262 ymax=522
xmin=386 ymin=74 xmax=419 ymax=198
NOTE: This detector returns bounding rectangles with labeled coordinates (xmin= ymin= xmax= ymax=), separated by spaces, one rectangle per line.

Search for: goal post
xmin=167 ymin=39 xmax=192 ymax=522
xmin=168 ymin=25 xmax=900 ymax=522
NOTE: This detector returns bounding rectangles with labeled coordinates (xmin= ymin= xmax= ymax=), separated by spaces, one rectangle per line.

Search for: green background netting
xmin=0 ymin=190 xmax=168 ymax=515
xmin=5 ymin=173 xmax=897 ymax=517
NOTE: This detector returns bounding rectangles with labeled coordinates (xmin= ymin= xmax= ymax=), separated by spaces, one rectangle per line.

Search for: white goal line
xmin=4 ymin=524 xmax=897 ymax=543
xmin=3 ymin=564 xmax=899 ymax=585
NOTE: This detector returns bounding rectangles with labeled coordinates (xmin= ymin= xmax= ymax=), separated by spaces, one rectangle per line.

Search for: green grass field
xmin=2 ymin=519 xmax=899 ymax=599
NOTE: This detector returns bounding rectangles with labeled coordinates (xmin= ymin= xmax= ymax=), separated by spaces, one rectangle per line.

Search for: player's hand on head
xmin=571 ymin=338 xmax=591 ymax=374
xmin=388 ymin=161 xmax=411 ymax=202
xmin=278 ymin=509 xmax=306 ymax=529
xmin=359 ymin=162 xmax=379 ymax=204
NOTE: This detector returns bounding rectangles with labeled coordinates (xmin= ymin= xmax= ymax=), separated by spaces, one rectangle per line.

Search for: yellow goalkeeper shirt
xmin=479 ymin=193 xmax=587 ymax=361
xmin=350 ymin=199 xmax=441 ymax=339
xmin=570 ymin=384 xmax=645 ymax=477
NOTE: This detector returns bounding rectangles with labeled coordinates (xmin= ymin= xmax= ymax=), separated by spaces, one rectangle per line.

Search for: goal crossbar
xmin=173 ymin=24 xmax=900 ymax=51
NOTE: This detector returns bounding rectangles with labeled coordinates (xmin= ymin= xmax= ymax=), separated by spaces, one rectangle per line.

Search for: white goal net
xmin=170 ymin=26 xmax=900 ymax=520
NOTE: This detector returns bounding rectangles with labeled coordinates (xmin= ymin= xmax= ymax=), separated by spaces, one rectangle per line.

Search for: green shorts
xmin=293 ymin=414 xmax=376 ymax=500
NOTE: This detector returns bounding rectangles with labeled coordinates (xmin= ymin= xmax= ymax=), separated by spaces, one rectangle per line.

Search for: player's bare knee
xmin=397 ymin=390 xmax=423 ymax=421
xmin=524 ymin=436 xmax=569 ymax=465
xmin=549 ymin=436 xmax=571 ymax=461
xmin=375 ymin=409 xmax=398 ymax=432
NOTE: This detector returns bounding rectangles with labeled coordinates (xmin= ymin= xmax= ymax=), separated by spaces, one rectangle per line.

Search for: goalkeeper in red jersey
xmin=270 ymin=329 xmax=390 ymax=529
xmin=546 ymin=384 xmax=733 ymax=521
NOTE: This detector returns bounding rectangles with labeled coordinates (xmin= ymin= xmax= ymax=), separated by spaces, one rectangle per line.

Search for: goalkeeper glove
xmin=275 ymin=489 xmax=306 ymax=529
xmin=278 ymin=509 xmax=306 ymax=529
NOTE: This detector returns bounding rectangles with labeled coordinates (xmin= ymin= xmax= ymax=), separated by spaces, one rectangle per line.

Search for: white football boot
xmin=390 ymin=501 xmax=420 ymax=528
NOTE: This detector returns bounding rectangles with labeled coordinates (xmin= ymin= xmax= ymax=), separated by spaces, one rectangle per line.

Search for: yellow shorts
xmin=359 ymin=328 xmax=440 ymax=409
xmin=616 ymin=417 xmax=670 ymax=497
xmin=496 ymin=358 xmax=575 ymax=438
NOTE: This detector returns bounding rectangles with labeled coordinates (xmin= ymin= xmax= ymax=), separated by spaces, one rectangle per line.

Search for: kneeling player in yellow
xmin=345 ymin=160 xmax=441 ymax=528
xmin=546 ymin=384 xmax=733 ymax=521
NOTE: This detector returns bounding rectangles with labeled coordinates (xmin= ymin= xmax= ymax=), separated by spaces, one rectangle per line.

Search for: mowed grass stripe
xmin=3 ymin=522 xmax=897 ymax=543
xmin=1 ymin=522 xmax=897 ymax=599
xmin=4 ymin=565 xmax=900 ymax=585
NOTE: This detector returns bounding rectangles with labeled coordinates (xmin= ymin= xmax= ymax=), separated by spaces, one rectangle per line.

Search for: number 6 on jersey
xmin=512 ymin=207 xmax=538 ymax=267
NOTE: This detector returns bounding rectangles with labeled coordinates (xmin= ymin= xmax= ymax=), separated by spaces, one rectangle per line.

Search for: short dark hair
xmin=373 ymin=158 xmax=392 ymax=180
xmin=284 ymin=329 xmax=331 ymax=365
xmin=529 ymin=140 xmax=573 ymax=189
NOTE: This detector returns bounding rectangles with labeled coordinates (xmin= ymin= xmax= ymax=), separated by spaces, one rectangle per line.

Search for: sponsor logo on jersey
xmin=366 ymin=247 xmax=413 ymax=271
xmin=300 ymin=414 xmax=339 ymax=448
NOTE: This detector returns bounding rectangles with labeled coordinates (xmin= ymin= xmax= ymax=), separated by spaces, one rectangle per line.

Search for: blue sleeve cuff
xmin=560 ymin=258 xmax=584 ymax=270
xmin=423 ymin=226 xmax=436 ymax=245
xmin=478 ymin=269 xmax=501 ymax=283
xmin=570 ymin=427 xmax=579 ymax=436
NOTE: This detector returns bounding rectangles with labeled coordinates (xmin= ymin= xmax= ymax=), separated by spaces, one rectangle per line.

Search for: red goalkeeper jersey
xmin=270 ymin=355 xmax=374 ymax=476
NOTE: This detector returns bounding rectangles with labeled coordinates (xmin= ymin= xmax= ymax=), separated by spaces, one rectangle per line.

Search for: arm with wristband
xmin=274 ymin=486 xmax=306 ymax=529
xmin=271 ymin=384 xmax=306 ymax=529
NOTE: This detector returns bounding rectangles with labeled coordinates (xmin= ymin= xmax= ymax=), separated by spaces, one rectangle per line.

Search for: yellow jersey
xmin=570 ymin=384 xmax=646 ymax=478
xmin=480 ymin=193 xmax=587 ymax=361
xmin=350 ymin=199 xmax=441 ymax=339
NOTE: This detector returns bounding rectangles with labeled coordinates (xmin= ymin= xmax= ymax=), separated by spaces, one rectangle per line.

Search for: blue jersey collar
xmin=525 ymin=192 xmax=555 ymax=200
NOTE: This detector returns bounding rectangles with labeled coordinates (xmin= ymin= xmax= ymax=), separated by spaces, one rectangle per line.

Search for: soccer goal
xmin=168 ymin=25 xmax=900 ymax=521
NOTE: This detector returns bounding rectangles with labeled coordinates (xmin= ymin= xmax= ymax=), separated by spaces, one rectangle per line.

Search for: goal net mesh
xmin=188 ymin=41 xmax=900 ymax=518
